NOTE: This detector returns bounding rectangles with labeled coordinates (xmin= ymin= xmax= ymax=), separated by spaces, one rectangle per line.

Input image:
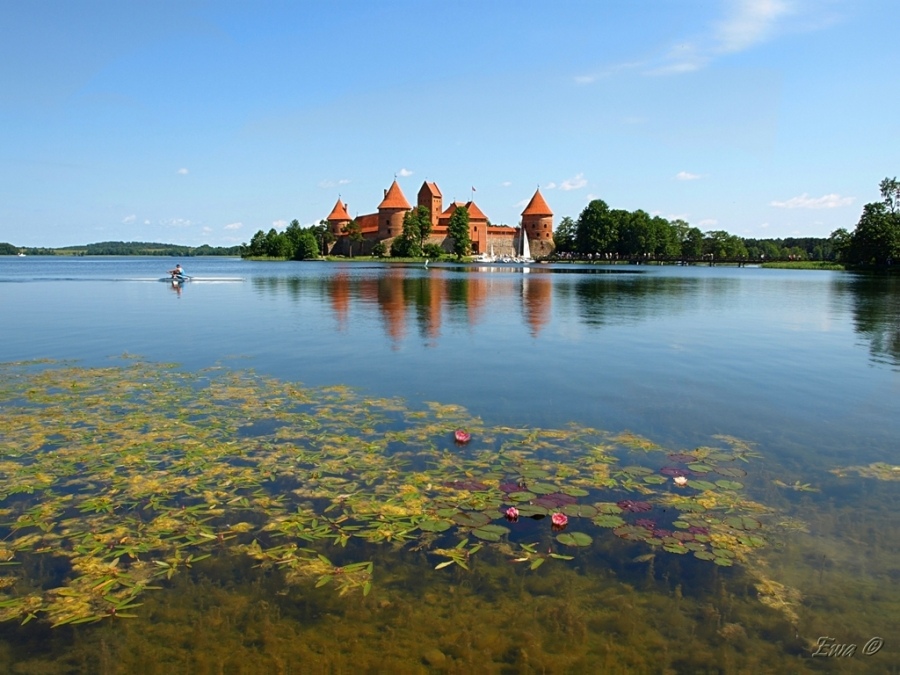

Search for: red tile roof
xmin=421 ymin=181 xmax=442 ymax=197
xmin=378 ymin=180 xmax=411 ymax=210
xmin=327 ymin=198 xmax=351 ymax=221
xmin=465 ymin=201 xmax=487 ymax=220
xmin=521 ymin=189 xmax=553 ymax=217
xmin=357 ymin=213 xmax=379 ymax=234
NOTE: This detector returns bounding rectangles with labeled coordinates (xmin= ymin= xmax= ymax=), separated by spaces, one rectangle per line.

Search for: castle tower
xmin=378 ymin=180 xmax=411 ymax=239
xmin=327 ymin=198 xmax=351 ymax=239
xmin=521 ymin=188 xmax=554 ymax=258
xmin=418 ymin=182 xmax=443 ymax=228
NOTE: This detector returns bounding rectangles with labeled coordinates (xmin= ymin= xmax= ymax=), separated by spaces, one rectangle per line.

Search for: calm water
xmin=0 ymin=256 xmax=898 ymax=673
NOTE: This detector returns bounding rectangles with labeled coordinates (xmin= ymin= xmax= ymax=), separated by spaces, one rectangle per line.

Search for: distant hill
xmin=4 ymin=241 xmax=242 ymax=256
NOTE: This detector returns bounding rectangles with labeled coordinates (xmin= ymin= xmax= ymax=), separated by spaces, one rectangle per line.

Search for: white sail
xmin=520 ymin=229 xmax=533 ymax=262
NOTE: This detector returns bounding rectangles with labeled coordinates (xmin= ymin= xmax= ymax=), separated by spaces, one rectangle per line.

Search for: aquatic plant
xmin=0 ymin=359 xmax=778 ymax=627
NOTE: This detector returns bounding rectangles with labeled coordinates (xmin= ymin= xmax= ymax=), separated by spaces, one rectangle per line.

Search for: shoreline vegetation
xmin=3 ymin=176 xmax=896 ymax=270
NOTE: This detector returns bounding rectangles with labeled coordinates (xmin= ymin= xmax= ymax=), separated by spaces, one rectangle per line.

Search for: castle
xmin=326 ymin=180 xmax=555 ymax=258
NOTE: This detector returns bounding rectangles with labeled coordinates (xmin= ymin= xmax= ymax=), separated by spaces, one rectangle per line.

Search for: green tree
xmin=293 ymin=231 xmax=320 ymax=260
xmin=448 ymin=206 xmax=471 ymax=259
xmin=341 ymin=220 xmax=363 ymax=257
xmin=553 ymin=216 xmax=576 ymax=253
xmin=372 ymin=241 xmax=387 ymax=258
xmin=575 ymin=199 xmax=616 ymax=256
xmin=264 ymin=228 xmax=289 ymax=258
xmin=312 ymin=219 xmax=336 ymax=256
xmin=0 ymin=242 xmax=18 ymax=255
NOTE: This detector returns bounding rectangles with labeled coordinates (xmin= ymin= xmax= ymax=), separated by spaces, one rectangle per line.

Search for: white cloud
xmin=560 ymin=173 xmax=588 ymax=191
xmin=122 ymin=214 xmax=136 ymax=224
xmin=584 ymin=0 xmax=829 ymax=79
xmin=162 ymin=218 xmax=192 ymax=227
xmin=668 ymin=213 xmax=690 ymax=222
xmin=770 ymin=193 xmax=855 ymax=209
xmin=318 ymin=178 xmax=351 ymax=189
xmin=224 ymin=222 xmax=243 ymax=230
xmin=501 ymin=181 xmax=512 ymax=187
xmin=715 ymin=0 xmax=791 ymax=54
xmin=397 ymin=168 xmax=413 ymax=177
xmin=514 ymin=198 xmax=530 ymax=209
xmin=177 ymin=168 xmax=189 ymax=175
xmin=760 ymin=222 xmax=770 ymax=228
xmin=143 ymin=220 xmax=151 ymax=225
xmin=544 ymin=182 xmax=557 ymax=190
xmin=272 ymin=219 xmax=287 ymax=229
xmin=698 ymin=218 xmax=719 ymax=227
xmin=202 ymin=226 xmax=212 ymax=234
xmin=676 ymin=171 xmax=702 ymax=181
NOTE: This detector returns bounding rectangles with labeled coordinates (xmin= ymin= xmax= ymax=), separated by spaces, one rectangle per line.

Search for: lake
xmin=0 ymin=256 xmax=897 ymax=673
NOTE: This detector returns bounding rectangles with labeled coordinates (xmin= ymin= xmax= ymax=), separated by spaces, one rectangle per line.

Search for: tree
xmin=845 ymin=177 xmax=900 ymax=266
xmin=448 ymin=206 xmax=471 ymax=259
xmin=413 ymin=205 xmax=432 ymax=252
xmin=372 ymin=241 xmax=387 ymax=258
xmin=575 ymin=199 xmax=616 ymax=256
xmin=264 ymin=228 xmax=289 ymax=258
xmin=0 ymin=242 xmax=19 ymax=255
xmin=553 ymin=216 xmax=576 ymax=253
xmin=342 ymin=220 xmax=363 ymax=258
xmin=312 ymin=219 xmax=335 ymax=256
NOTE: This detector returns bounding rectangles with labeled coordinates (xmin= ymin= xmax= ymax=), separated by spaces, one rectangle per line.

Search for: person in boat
xmin=169 ymin=264 xmax=186 ymax=279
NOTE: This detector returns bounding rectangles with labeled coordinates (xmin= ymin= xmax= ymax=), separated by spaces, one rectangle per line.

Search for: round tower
xmin=327 ymin=198 xmax=351 ymax=238
xmin=378 ymin=180 xmax=411 ymax=239
xmin=521 ymin=188 xmax=555 ymax=258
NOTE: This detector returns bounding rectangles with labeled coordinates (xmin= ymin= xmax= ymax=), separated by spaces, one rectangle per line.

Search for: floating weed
xmin=0 ymin=360 xmax=790 ymax=627
xmin=830 ymin=462 xmax=900 ymax=481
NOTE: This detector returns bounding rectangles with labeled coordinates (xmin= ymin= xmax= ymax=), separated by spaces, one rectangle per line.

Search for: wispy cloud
xmin=770 ymin=193 xmax=854 ymax=209
xmin=578 ymin=0 xmax=829 ymax=80
xmin=122 ymin=214 xmax=136 ymax=224
xmin=272 ymin=219 xmax=287 ymax=229
xmin=318 ymin=178 xmax=351 ymax=189
xmin=161 ymin=218 xmax=192 ymax=227
xmin=177 ymin=168 xmax=189 ymax=175
xmin=560 ymin=173 xmax=588 ymax=191
xmin=224 ymin=222 xmax=243 ymax=230
xmin=698 ymin=218 xmax=719 ymax=226
xmin=397 ymin=168 xmax=413 ymax=177
xmin=501 ymin=181 xmax=512 ymax=187
xmin=544 ymin=182 xmax=557 ymax=190
xmin=676 ymin=171 xmax=702 ymax=181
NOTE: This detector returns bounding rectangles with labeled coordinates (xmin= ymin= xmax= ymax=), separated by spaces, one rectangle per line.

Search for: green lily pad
xmin=622 ymin=466 xmax=652 ymax=476
xmin=713 ymin=556 xmax=734 ymax=566
xmin=418 ymin=519 xmax=452 ymax=532
xmin=592 ymin=514 xmax=626 ymax=528
xmin=452 ymin=511 xmax=491 ymax=527
xmin=520 ymin=468 xmax=550 ymax=479
xmin=715 ymin=480 xmax=744 ymax=490
xmin=529 ymin=482 xmax=560 ymax=494
xmin=560 ymin=486 xmax=589 ymax=497
xmin=642 ymin=475 xmax=667 ymax=485
xmin=562 ymin=503 xmax=598 ymax=518
xmin=715 ymin=466 xmax=747 ymax=478
xmin=724 ymin=515 xmax=760 ymax=530
xmin=515 ymin=503 xmax=548 ymax=517
xmin=689 ymin=480 xmax=718 ymax=491
xmin=672 ymin=520 xmax=690 ymax=529
xmin=687 ymin=463 xmax=713 ymax=473
xmin=663 ymin=542 xmax=688 ymax=554
xmin=472 ymin=524 xmax=510 ymax=541
xmin=595 ymin=502 xmax=624 ymax=514
xmin=556 ymin=531 xmax=593 ymax=547
xmin=693 ymin=550 xmax=716 ymax=561
xmin=508 ymin=491 xmax=536 ymax=502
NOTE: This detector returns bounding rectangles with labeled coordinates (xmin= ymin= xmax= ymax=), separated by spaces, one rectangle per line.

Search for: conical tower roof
xmin=465 ymin=201 xmax=487 ymax=220
xmin=521 ymin=189 xmax=553 ymax=217
xmin=378 ymin=180 xmax=412 ymax=210
xmin=327 ymin=198 xmax=351 ymax=221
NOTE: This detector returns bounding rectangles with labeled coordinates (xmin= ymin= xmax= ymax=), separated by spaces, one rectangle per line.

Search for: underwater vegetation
xmin=0 ymin=358 xmax=799 ymax=634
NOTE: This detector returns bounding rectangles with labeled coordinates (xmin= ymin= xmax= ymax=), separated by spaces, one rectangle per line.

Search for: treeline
xmin=831 ymin=177 xmax=900 ymax=267
xmin=242 ymin=221 xmax=333 ymax=259
xmin=552 ymin=200 xmax=836 ymax=261
xmin=0 ymin=241 xmax=241 ymax=256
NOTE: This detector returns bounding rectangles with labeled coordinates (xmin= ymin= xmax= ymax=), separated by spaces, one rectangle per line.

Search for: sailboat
xmin=518 ymin=228 xmax=534 ymax=264
xmin=471 ymin=242 xmax=496 ymax=264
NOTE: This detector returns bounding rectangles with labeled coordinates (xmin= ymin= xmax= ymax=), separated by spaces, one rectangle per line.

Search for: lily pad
xmin=562 ymin=503 xmax=598 ymax=518
xmin=452 ymin=511 xmax=491 ymax=527
xmin=642 ymin=475 xmax=667 ymax=485
xmin=514 ymin=503 xmax=549 ymax=517
xmin=693 ymin=550 xmax=716 ymax=561
xmin=688 ymin=480 xmax=718 ymax=491
xmin=559 ymin=486 xmax=589 ymax=497
xmin=592 ymin=514 xmax=626 ymax=528
xmin=555 ymin=531 xmax=593 ymax=547
xmin=595 ymin=502 xmax=624 ymax=514
xmin=715 ymin=480 xmax=744 ymax=490
xmin=507 ymin=491 xmax=536 ymax=502
xmin=724 ymin=515 xmax=761 ymax=530
xmin=472 ymin=524 xmax=510 ymax=542
xmin=687 ymin=463 xmax=713 ymax=473
xmin=529 ymin=482 xmax=560 ymax=495
xmin=418 ymin=519 xmax=452 ymax=533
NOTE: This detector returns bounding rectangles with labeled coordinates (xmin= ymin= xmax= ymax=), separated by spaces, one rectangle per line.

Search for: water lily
xmin=454 ymin=429 xmax=471 ymax=444
xmin=551 ymin=512 xmax=568 ymax=531
xmin=505 ymin=507 xmax=519 ymax=523
xmin=673 ymin=476 xmax=688 ymax=487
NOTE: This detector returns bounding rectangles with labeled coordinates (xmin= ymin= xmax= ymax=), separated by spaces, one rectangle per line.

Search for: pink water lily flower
xmin=454 ymin=429 xmax=471 ymax=444
xmin=551 ymin=512 xmax=568 ymax=531
xmin=505 ymin=507 xmax=520 ymax=523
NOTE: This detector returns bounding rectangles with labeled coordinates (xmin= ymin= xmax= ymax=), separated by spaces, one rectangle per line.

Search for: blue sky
xmin=1 ymin=0 xmax=897 ymax=247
